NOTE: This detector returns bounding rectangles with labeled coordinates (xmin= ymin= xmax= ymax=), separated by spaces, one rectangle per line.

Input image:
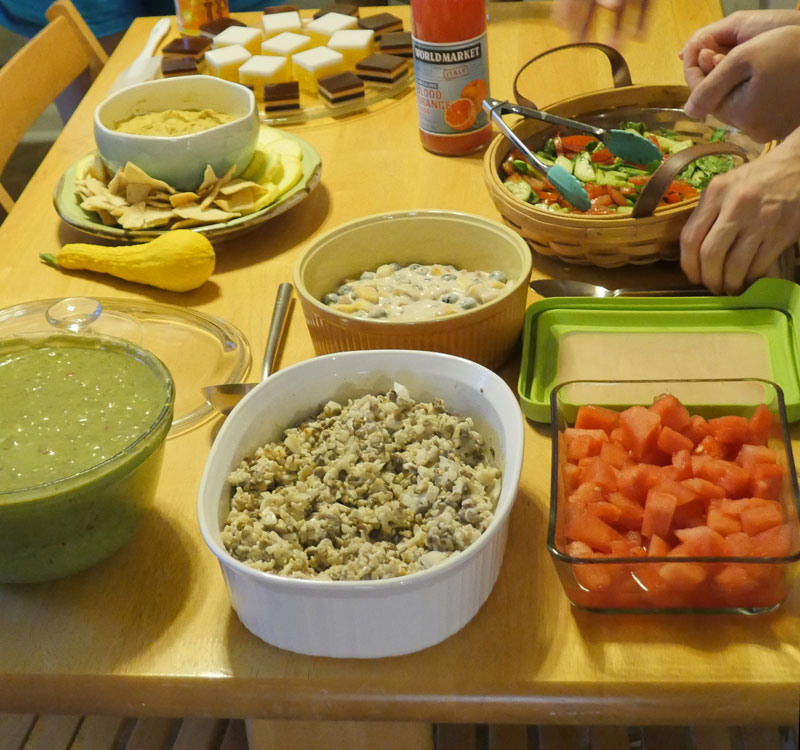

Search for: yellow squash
xmin=41 ymin=230 xmax=215 ymax=292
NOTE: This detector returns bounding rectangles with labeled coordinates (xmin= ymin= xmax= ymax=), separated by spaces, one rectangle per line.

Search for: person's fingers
xmin=680 ymin=187 xmax=726 ymax=286
xmin=683 ymin=64 xmax=706 ymax=91
xmin=551 ymin=0 xmax=581 ymax=27
xmin=578 ymin=1 xmax=597 ymax=40
xmin=697 ymin=47 xmax=716 ymax=75
xmin=699 ymin=32 xmax=724 ymax=53
xmin=635 ymin=0 xmax=650 ymax=35
xmin=747 ymin=236 xmax=796 ymax=281
xmin=684 ymin=51 xmax=751 ymax=119
xmin=720 ymin=233 xmax=762 ymax=295
xmin=711 ymin=51 xmax=726 ymax=68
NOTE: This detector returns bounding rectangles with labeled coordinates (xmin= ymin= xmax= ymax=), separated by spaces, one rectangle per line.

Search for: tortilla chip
xmin=119 ymin=162 xmax=175 ymax=194
xmin=126 ymin=182 xmax=153 ymax=205
xmin=170 ymin=218 xmax=206 ymax=229
xmin=95 ymin=208 xmax=118 ymax=226
xmin=174 ymin=205 xmax=240 ymax=224
xmin=85 ymin=154 xmax=109 ymax=182
xmin=199 ymin=165 xmax=236 ymax=209
xmin=139 ymin=206 xmax=176 ymax=228
xmin=214 ymin=187 xmax=264 ymax=213
xmin=197 ymin=165 xmax=220 ymax=193
xmin=118 ymin=202 xmax=149 ymax=230
xmin=80 ymin=195 xmax=126 ymax=217
xmin=169 ymin=192 xmax=200 ymax=207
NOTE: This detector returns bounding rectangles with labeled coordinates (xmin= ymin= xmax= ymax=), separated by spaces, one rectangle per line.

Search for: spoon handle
xmin=495 ymin=100 xmax=604 ymax=138
xmin=261 ymin=282 xmax=293 ymax=381
xmin=613 ymin=287 xmax=710 ymax=297
xmin=483 ymin=99 xmax=554 ymax=177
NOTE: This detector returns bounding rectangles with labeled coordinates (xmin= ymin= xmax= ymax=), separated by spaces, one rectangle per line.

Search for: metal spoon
xmin=484 ymin=98 xmax=591 ymax=211
xmin=529 ymin=279 xmax=710 ymax=298
xmin=203 ymin=282 xmax=293 ymax=415
xmin=485 ymin=97 xmax=662 ymax=165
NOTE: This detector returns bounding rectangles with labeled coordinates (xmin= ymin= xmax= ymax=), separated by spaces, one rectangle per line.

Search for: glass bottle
xmin=409 ymin=0 xmax=492 ymax=156
xmin=174 ymin=0 xmax=230 ymax=35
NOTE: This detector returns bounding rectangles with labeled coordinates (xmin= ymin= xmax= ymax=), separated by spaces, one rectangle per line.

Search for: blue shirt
xmin=0 ymin=0 xmax=286 ymax=39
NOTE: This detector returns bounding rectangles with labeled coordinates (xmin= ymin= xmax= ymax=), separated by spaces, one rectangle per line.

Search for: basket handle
xmin=513 ymin=43 xmax=633 ymax=109
xmin=631 ymin=142 xmax=750 ymax=218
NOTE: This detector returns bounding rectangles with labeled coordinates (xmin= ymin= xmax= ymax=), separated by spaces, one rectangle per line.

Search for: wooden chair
xmin=0 ymin=0 xmax=107 ymax=213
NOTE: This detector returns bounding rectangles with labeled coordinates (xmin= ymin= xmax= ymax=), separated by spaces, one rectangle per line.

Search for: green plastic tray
xmin=518 ymin=278 xmax=800 ymax=423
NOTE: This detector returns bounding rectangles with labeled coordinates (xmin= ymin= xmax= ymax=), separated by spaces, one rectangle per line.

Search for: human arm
xmin=680 ymin=128 xmax=800 ymax=295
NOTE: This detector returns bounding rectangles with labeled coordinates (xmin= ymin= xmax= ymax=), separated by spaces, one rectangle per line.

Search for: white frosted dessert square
xmin=262 ymin=11 xmax=303 ymax=39
xmin=292 ymin=45 xmax=344 ymax=93
xmin=239 ymin=55 xmax=291 ymax=94
xmin=261 ymin=31 xmax=311 ymax=59
xmin=327 ymin=28 xmax=374 ymax=68
xmin=212 ymin=25 xmax=263 ymax=55
xmin=205 ymin=44 xmax=252 ymax=82
xmin=305 ymin=12 xmax=358 ymax=46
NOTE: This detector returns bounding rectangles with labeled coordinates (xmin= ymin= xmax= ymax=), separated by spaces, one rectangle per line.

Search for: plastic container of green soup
xmin=0 ymin=332 xmax=174 ymax=583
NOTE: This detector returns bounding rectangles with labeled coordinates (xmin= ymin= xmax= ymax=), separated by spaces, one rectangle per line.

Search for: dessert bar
xmin=263 ymin=81 xmax=301 ymax=112
xmin=357 ymin=12 xmax=403 ymax=40
xmin=378 ymin=31 xmax=412 ymax=58
xmin=199 ymin=16 xmax=246 ymax=37
xmin=318 ymin=71 xmax=365 ymax=104
xmin=161 ymin=36 xmax=212 ymax=60
xmin=313 ymin=3 xmax=359 ymax=19
xmin=161 ymin=56 xmax=199 ymax=77
xmin=355 ymin=53 xmax=409 ymax=84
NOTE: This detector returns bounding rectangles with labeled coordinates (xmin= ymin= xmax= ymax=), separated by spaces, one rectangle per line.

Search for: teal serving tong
xmin=485 ymin=96 xmax=663 ymax=166
xmin=484 ymin=98 xmax=591 ymax=211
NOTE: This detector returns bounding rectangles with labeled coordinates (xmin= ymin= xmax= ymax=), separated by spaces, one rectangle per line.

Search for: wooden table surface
xmin=2 ymin=0 xmax=798 ymax=728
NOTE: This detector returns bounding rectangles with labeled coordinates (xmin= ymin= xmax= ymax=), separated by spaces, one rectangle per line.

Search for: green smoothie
xmin=0 ymin=334 xmax=174 ymax=583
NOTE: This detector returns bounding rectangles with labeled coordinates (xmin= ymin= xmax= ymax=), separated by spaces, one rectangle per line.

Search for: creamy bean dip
xmin=322 ymin=262 xmax=512 ymax=321
xmin=113 ymin=108 xmax=233 ymax=136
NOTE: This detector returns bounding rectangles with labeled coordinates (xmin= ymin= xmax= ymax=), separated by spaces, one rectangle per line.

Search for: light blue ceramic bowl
xmin=94 ymin=75 xmax=259 ymax=191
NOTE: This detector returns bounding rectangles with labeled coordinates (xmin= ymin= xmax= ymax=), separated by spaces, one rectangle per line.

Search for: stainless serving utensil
xmin=485 ymin=96 xmax=663 ymax=166
xmin=483 ymin=98 xmax=591 ymax=211
xmin=203 ymin=282 xmax=293 ymax=415
xmin=529 ymin=279 xmax=710 ymax=298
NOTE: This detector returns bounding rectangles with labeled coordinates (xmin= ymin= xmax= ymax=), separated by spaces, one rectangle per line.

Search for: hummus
xmin=113 ymin=108 xmax=234 ymax=136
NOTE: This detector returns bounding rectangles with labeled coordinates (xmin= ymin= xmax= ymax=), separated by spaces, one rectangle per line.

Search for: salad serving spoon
xmin=203 ymin=282 xmax=293 ymax=416
xmin=485 ymin=97 xmax=663 ymax=166
xmin=484 ymin=98 xmax=591 ymax=211
xmin=529 ymin=279 xmax=710 ymax=298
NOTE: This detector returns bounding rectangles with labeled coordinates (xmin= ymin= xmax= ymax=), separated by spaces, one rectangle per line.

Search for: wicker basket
xmin=483 ymin=43 xmax=767 ymax=268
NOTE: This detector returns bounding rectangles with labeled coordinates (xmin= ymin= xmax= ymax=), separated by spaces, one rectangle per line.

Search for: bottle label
xmin=411 ymin=32 xmax=490 ymax=137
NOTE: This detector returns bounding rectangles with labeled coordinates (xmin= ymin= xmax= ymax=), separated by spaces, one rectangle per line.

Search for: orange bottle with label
xmin=410 ymin=0 xmax=492 ymax=155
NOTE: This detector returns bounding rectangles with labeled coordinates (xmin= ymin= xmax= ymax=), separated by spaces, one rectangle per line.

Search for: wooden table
xmin=2 ymin=1 xmax=798 ymax=739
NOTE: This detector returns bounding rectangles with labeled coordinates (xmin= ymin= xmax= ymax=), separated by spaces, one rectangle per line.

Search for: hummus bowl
xmin=94 ymin=75 xmax=260 ymax=191
xmin=0 ymin=332 xmax=174 ymax=583
xmin=197 ymin=349 xmax=524 ymax=658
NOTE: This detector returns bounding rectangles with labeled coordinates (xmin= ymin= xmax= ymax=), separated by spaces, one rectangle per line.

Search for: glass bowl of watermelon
xmin=548 ymin=378 xmax=800 ymax=614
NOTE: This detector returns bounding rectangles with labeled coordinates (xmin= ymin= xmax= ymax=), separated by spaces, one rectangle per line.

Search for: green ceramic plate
xmin=518 ymin=278 xmax=800 ymax=423
xmin=53 ymin=125 xmax=322 ymax=243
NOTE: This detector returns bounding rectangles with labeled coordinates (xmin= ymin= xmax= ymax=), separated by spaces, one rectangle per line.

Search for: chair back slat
xmin=0 ymin=0 xmax=106 ymax=213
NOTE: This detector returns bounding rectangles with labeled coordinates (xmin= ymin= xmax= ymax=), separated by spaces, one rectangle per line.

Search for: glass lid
xmin=0 ymin=297 xmax=251 ymax=437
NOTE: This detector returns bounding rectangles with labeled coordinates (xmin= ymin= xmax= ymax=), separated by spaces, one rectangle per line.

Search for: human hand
xmin=683 ymin=25 xmax=800 ymax=143
xmin=680 ymin=9 xmax=800 ymax=83
xmin=680 ymin=132 xmax=800 ymax=295
xmin=552 ymin=0 xmax=651 ymax=41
